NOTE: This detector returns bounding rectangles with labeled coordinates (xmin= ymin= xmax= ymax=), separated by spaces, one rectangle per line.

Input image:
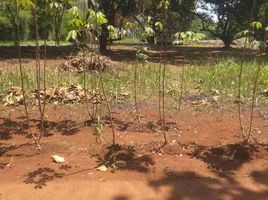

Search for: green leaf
xmin=96 ymin=12 xmax=108 ymax=24
xmin=251 ymin=21 xmax=263 ymax=30
xmin=155 ymin=22 xmax=163 ymax=31
xmin=66 ymin=30 xmax=78 ymax=41
xmin=20 ymin=0 xmax=35 ymax=9
xmin=108 ymin=25 xmax=117 ymax=39
xmin=173 ymin=31 xmax=206 ymax=45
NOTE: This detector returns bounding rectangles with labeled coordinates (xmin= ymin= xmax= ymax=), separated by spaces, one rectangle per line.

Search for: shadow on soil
xmin=0 ymin=45 xmax=260 ymax=66
xmin=104 ymin=115 xmax=176 ymax=133
xmin=41 ymin=119 xmax=81 ymax=136
xmin=0 ymin=117 xmax=81 ymax=140
xmin=22 ymin=144 xmax=154 ymax=189
xmin=112 ymin=195 xmax=130 ymax=200
xmin=148 ymin=170 xmax=268 ymax=200
xmin=189 ymin=143 xmax=268 ymax=173
xmin=0 ymin=45 xmax=79 ymax=59
xmin=0 ymin=117 xmax=28 ymax=140
xmin=107 ymin=45 xmax=259 ymax=65
xmin=24 ymin=165 xmax=72 ymax=189
xmin=95 ymin=144 xmax=155 ymax=173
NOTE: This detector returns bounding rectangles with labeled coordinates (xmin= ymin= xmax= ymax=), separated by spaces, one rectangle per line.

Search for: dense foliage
xmin=0 ymin=0 xmax=267 ymax=50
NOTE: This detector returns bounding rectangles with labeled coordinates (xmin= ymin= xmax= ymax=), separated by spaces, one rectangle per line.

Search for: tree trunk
xmin=99 ymin=25 xmax=109 ymax=54
xmin=222 ymin=35 xmax=233 ymax=49
xmin=55 ymin=26 xmax=60 ymax=46
xmin=14 ymin=32 xmax=18 ymax=46
xmin=147 ymin=36 xmax=155 ymax=45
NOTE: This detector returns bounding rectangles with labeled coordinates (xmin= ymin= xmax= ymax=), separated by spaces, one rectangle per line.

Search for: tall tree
xmin=136 ymin=0 xmax=196 ymax=44
xmin=0 ymin=0 xmax=33 ymax=45
xmin=48 ymin=0 xmax=74 ymax=45
xmin=199 ymin=0 xmax=267 ymax=48
xmin=88 ymin=0 xmax=138 ymax=54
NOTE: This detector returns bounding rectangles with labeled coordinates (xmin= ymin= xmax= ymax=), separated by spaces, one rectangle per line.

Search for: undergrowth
xmin=1 ymin=56 xmax=268 ymax=106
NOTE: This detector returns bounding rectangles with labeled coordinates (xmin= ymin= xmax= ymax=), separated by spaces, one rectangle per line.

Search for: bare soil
xmin=0 ymin=102 xmax=268 ymax=200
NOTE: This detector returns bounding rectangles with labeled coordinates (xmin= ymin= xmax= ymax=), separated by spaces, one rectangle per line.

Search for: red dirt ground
xmin=1 ymin=101 xmax=268 ymax=200
xmin=0 ymin=44 xmax=267 ymax=199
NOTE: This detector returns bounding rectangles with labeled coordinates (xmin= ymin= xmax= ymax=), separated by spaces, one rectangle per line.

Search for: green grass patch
xmin=0 ymin=55 xmax=268 ymax=107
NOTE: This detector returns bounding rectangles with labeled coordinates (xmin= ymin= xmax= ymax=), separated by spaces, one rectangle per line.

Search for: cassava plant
xmin=14 ymin=0 xmax=42 ymax=150
xmin=67 ymin=6 xmax=116 ymax=146
xmin=173 ymin=31 xmax=206 ymax=111
xmin=33 ymin=0 xmax=49 ymax=149
xmin=91 ymin=8 xmax=117 ymax=146
xmin=158 ymin=0 xmax=170 ymax=148
xmin=66 ymin=6 xmax=106 ymax=121
xmin=134 ymin=46 xmax=149 ymax=123
xmin=95 ymin=17 xmax=117 ymax=146
xmin=236 ymin=21 xmax=265 ymax=144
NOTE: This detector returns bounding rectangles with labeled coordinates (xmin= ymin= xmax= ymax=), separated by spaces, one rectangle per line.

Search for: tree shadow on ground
xmin=41 ymin=120 xmax=81 ymax=136
xmin=23 ymin=165 xmax=72 ymax=189
xmin=251 ymin=169 xmax=268 ymax=186
xmin=0 ymin=45 xmax=79 ymax=59
xmin=112 ymin=195 xmax=130 ymax=200
xmin=0 ymin=117 xmax=81 ymax=140
xmin=0 ymin=143 xmax=30 ymax=157
xmin=104 ymin=116 xmax=176 ymax=133
xmin=94 ymin=144 xmax=155 ymax=173
xmin=188 ymin=143 xmax=268 ymax=173
xmin=148 ymin=170 xmax=268 ymax=200
xmin=0 ymin=117 xmax=28 ymax=140
xmin=0 ymin=44 xmax=262 ymax=67
xmin=0 ymin=142 xmax=38 ymax=170
xmin=107 ymin=45 xmax=258 ymax=65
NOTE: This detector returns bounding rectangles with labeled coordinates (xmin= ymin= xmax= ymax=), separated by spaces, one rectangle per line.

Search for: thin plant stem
xmin=161 ymin=9 xmax=168 ymax=146
xmin=158 ymin=41 xmax=163 ymax=124
xmin=39 ymin=0 xmax=48 ymax=143
xmin=82 ymin=47 xmax=95 ymax=120
xmin=33 ymin=0 xmax=44 ymax=147
xmin=95 ymin=15 xmax=116 ymax=146
xmin=15 ymin=0 xmax=40 ymax=150
xmin=98 ymin=68 xmax=116 ymax=146
xmin=134 ymin=60 xmax=141 ymax=123
xmin=245 ymin=49 xmax=263 ymax=143
xmin=161 ymin=31 xmax=167 ymax=145
xmin=237 ymin=0 xmax=256 ymax=143
xmin=178 ymin=46 xmax=187 ymax=112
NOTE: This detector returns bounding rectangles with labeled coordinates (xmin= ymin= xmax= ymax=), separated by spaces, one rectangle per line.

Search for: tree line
xmin=0 ymin=0 xmax=267 ymax=52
